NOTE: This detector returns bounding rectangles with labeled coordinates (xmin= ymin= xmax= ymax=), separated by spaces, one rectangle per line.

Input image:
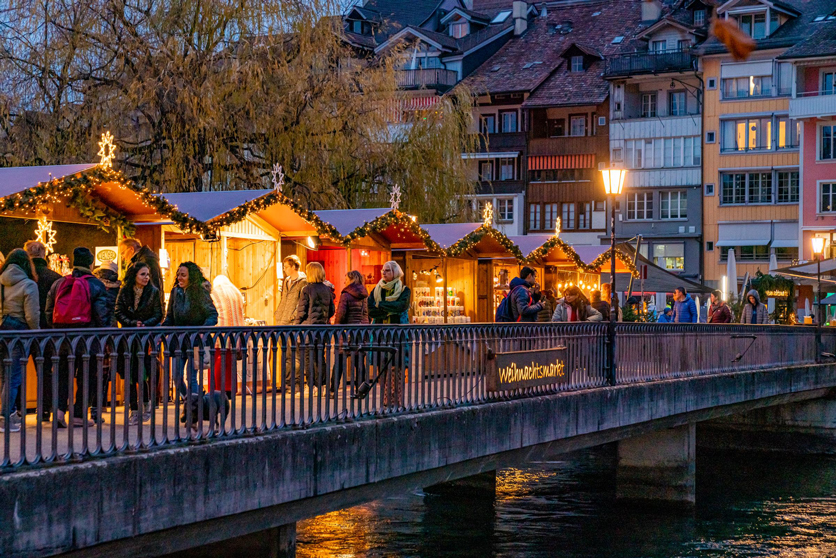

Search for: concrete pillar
xmin=425 ymin=470 xmax=497 ymax=499
xmin=617 ymin=424 xmax=695 ymax=510
xmin=268 ymin=523 xmax=297 ymax=558
xmin=167 ymin=522 xmax=296 ymax=558
xmin=700 ymin=395 xmax=836 ymax=454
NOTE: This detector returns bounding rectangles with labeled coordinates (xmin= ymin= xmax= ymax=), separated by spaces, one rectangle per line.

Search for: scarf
xmin=373 ymin=277 xmax=404 ymax=304
xmin=133 ymin=285 xmax=145 ymax=310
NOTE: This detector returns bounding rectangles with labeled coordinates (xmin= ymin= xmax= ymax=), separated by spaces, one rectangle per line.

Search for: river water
xmin=295 ymin=445 xmax=836 ymax=558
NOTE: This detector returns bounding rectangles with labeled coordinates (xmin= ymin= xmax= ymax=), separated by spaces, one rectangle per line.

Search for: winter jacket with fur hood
xmin=0 ymin=264 xmax=39 ymax=329
xmin=335 ymin=282 xmax=369 ymax=325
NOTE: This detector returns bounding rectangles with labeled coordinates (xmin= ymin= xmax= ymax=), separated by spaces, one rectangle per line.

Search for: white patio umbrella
xmin=805 ymin=298 xmax=811 ymax=318
xmin=726 ymin=249 xmax=737 ymax=301
xmin=768 ymin=252 xmax=778 ymax=274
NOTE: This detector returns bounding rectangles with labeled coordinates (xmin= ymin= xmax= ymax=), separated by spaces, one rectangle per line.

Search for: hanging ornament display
xmin=34 ymin=216 xmax=57 ymax=254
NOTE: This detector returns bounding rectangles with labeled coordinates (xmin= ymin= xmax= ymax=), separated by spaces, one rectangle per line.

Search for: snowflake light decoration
xmin=271 ymin=163 xmax=285 ymax=193
xmin=35 ymin=216 xmax=57 ymax=254
xmin=389 ymin=184 xmax=401 ymax=210
xmin=482 ymin=201 xmax=493 ymax=227
xmin=97 ymin=131 xmax=116 ymax=169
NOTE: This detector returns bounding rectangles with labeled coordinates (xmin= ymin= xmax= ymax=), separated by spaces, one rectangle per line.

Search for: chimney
xmin=641 ymin=0 xmax=662 ymax=22
xmin=513 ymin=1 xmax=528 ymax=36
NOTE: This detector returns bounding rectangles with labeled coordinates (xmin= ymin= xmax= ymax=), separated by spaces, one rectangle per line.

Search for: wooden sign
xmin=487 ymin=347 xmax=568 ymax=392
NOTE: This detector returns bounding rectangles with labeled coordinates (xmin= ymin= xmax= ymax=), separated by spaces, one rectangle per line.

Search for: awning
xmin=462 ymin=152 xmax=519 ymax=160
xmin=721 ymin=60 xmax=773 ymax=79
xmin=602 ymin=243 xmax=713 ymax=294
xmin=528 ymin=154 xmax=595 ymax=171
xmin=715 ymin=222 xmax=772 ymax=247
xmin=770 ymin=221 xmax=798 ymax=248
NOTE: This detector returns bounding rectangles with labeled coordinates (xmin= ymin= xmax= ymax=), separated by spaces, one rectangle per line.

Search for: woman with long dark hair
xmin=163 ymin=262 xmax=218 ymax=397
xmin=551 ymin=286 xmax=603 ymax=322
xmin=0 ymin=249 xmax=39 ymax=432
xmin=115 ymin=263 xmax=163 ymax=424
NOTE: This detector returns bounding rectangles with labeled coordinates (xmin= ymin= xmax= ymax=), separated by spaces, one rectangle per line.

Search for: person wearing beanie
xmin=44 ymin=246 xmax=111 ymax=427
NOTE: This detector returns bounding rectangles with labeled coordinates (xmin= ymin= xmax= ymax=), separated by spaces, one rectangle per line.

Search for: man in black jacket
xmin=24 ymin=241 xmax=62 ymax=420
xmin=45 ymin=247 xmax=111 ymax=427
xmin=119 ymin=238 xmax=164 ymax=304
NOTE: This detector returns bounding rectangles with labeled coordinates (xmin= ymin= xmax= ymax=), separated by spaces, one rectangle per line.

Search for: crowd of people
xmin=494 ymin=268 xmax=773 ymax=326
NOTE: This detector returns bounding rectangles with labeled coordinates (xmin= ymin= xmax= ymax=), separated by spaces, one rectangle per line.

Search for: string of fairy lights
xmin=2 ymin=132 xmax=637 ymax=276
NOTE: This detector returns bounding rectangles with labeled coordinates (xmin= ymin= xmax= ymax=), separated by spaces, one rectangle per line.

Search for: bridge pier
xmin=424 ymin=470 xmax=497 ymax=499
xmin=616 ymin=424 xmax=695 ymax=510
xmin=700 ymin=391 xmax=836 ymax=454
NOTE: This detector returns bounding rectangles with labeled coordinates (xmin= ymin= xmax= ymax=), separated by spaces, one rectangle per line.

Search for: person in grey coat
xmin=275 ymin=255 xmax=307 ymax=393
xmin=741 ymin=289 xmax=769 ymax=324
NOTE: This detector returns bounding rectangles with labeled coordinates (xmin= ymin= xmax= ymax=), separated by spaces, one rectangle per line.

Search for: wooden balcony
xmin=396 ymin=69 xmax=458 ymax=91
xmin=604 ymin=50 xmax=696 ymax=78
xmin=480 ymin=132 xmax=527 ymax=151
xmin=528 ymin=136 xmax=609 ymax=159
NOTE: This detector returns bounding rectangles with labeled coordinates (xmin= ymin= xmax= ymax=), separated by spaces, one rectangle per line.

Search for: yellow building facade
xmin=701 ymin=51 xmax=799 ymax=292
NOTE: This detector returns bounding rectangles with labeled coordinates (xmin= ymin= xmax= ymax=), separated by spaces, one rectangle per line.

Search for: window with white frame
xmin=626 ymin=192 xmax=653 ymax=220
xmin=577 ymin=202 xmax=591 ymax=230
xmin=499 ymin=158 xmax=515 ymax=180
xmin=641 ymin=93 xmax=657 ymax=118
xmin=500 ymin=111 xmax=517 ymax=133
xmin=823 ymin=71 xmax=836 ymax=96
xmin=571 ymin=55 xmax=584 ymax=72
xmin=561 ymin=202 xmax=575 ymax=229
xmin=450 ymin=20 xmax=468 ymax=38
xmin=733 ymin=12 xmax=767 ymax=39
xmin=529 ymin=203 xmax=541 ymax=230
xmin=496 ymin=198 xmax=514 ymax=222
xmin=720 ymin=171 xmax=781 ymax=205
xmin=821 ymin=183 xmax=836 ymax=213
xmin=651 ymin=40 xmax=667 ymax=52
xmin=624 ymin=137 xmax=700 ymax=169
xmin=660 ymin=191 xmax=687 ymax=219
xmin=479 ymin=161 xmax=493 ymax=182
xmin=480 ymin=114 xmax=495 ymax=134
xmin=694 ymin=9 xmax=705 ymax=26
xmin=721 ymin=115 xmax=798 ymax=152
xmin=677 ymin=39 xmax=690 ymax=51
xmin=653 ymin=243 xmax=685 ymax=271
xmin=722 ymin=75 xmax=772 ymax=99
xmin=544 ymin=203 xmax=558 ymax=230
xmin=777 ymin=171 xmax=799 ymax=203
xmin=570 ymin=115 xmax=586 ymax=136
xmin=669 ymin=91 xmax=686 ymax=116
xmin=821 ymin=124 xmax=836 ymax=160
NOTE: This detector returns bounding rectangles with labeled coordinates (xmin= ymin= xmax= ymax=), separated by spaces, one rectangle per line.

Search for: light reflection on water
xmin=296 ymin=446 xmax=836 ymax=558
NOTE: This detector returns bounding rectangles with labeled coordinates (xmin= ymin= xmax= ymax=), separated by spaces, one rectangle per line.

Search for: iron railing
xmin=0 ymin=323 xmax=828 ymax=472
xmin=395 ymin=68 xmax=458 ymax=90
xmin=604 ymin=50 xmax=696 ymax=77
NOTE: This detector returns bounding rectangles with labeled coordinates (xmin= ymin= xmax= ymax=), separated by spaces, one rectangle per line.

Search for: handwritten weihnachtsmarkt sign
xmin=487 ymin=347 xmax=568 ymax=392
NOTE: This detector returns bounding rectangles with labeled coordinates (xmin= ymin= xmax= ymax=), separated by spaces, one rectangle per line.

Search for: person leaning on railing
xmin=740 ymin=290 xmax=768 ymax=325
xmin=368 ymin=261 xmax=411 ymax=407
xmin=0 ymin=249 xmax=40 ymax=433
xmin=115 ymin=262 xmax=163 ymax=425
xmin=162 ymin=262 xmax=218 ymax=400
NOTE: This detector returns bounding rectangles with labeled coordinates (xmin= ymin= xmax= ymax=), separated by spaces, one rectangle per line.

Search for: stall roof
xmin=507 ymin=234 xmax=554 ymax=258
xmin=441 ymin=224 xmax=524 ymax=259
xmin=319 ymin=209 xmax=441 ymax=251
xmin=158 ymin=190 xmax=272 ymax=222
xmin=423 ymin=223 xmax=482 ymax=249
xmin=0 ymin=163 xmax=97 ymax=197
xmin=315 ymin=208 xmax=392 ymax=237
xmin=601 ymin=243 xmax=713 ymax=294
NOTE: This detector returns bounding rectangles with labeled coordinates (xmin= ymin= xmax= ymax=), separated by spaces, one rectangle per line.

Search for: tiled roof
xmin=778 ymin=18 xmax=836 ymax=58
xmin=470 ymin=0 xmax=518 ymax=18
xmin=702 ymin=0 xmax=836 ymax=55
xmin=462 ymin=0 xmax=647 ymax=102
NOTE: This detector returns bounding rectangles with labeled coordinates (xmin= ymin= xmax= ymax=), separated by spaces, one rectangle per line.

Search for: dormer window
xmin=450 ymin=20 xmax=468 ymax=38
xmin=571 ymin=55 xmax=584 ymax=72
xmin=694 ymin=9 xmax=705 ymax=26
xmin=734 ymin=12 xmax=767 ymax=39
xmin=349 ymin=19 xmax=372 ymax=35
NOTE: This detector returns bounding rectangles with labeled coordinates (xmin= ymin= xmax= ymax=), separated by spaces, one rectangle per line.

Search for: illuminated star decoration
xmin=554 ymin=216 xmax=561 ymax=238
xmin=271 ymin=163 xmax=284 ymax=193
xmin=97 ymin=131 xmax=116 ymax=169
xmin=482 ymin=201 xmax=493 ymax=227
xmin=389 ymin=184 xmax=401 ymax=211
xmin=35 ymin=216 xmax=57 ymax=255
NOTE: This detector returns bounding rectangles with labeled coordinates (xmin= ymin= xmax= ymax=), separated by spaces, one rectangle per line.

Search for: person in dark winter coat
xmin=740 ymin=289 xmax=769 ymax=324
xmin=507 ymin=267 xmax=543 ymax=323
xmin=24 ymin=241 xmax=62 ymax=420
xmin=535 ymin=284 xmax=553 ymax=322
xmin=163 ymin=262 xmax=218 ymax=398
xmin=331 ymin=271 xmax=369 ymax=396
xmin=45 ymin=247 xmax=111 ymax=427
xmin=708 ymin=290 xmax=733 ymax=324
xmin=115 ymin=262 xmax=163 ymax=425
xmin=119 ymin=239 xmax=165 ymax=305
xmin=0 ymin=249 xmax=39 ymax=432
xmin=590 ymin=289 xmax=610 ymax=322
xmin=671 ymin=287 xmax=698 ymax=323
xmin=295 ymin=262 xmax=336 ymax=325
xmin=335 ymin=270 xmax=369 ymax=325
xmin=93 ymin=261 xmax=121 ymax=327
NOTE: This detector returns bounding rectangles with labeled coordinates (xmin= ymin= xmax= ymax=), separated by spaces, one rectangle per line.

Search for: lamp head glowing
xmin=812 ymin=237 xmax=826 ymax=257
xmin=601 ymin=168 xmax=627 ymax=196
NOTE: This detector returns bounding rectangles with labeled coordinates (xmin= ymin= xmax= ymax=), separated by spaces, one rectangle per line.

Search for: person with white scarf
xmin=368 ymin=261 xmax=411 ymax=325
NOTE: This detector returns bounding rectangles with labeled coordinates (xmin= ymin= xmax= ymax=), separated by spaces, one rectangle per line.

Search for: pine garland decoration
xmin=341 ymin=210 xmax=443 ymax=252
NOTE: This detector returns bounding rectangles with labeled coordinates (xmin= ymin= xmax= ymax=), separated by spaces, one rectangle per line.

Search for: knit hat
xmin=72 ymin=247 xmax=95 ymax=268
xmin=96 ymin=260 xmax=118 ymax=275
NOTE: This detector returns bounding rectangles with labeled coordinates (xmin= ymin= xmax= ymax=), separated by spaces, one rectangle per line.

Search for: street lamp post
xmin=812 ymin=237 xmax=825 ymax=362
xmin=601 ymin=168 xmax=627 ymax=386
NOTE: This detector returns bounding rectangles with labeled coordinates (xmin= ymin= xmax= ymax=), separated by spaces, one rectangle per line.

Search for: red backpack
xmin=52 ymin=276 xmax=93 ymax=326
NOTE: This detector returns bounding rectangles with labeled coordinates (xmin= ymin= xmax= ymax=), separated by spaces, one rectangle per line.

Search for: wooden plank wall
xmin=227 ymin=237 xmax=277 ymax=324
